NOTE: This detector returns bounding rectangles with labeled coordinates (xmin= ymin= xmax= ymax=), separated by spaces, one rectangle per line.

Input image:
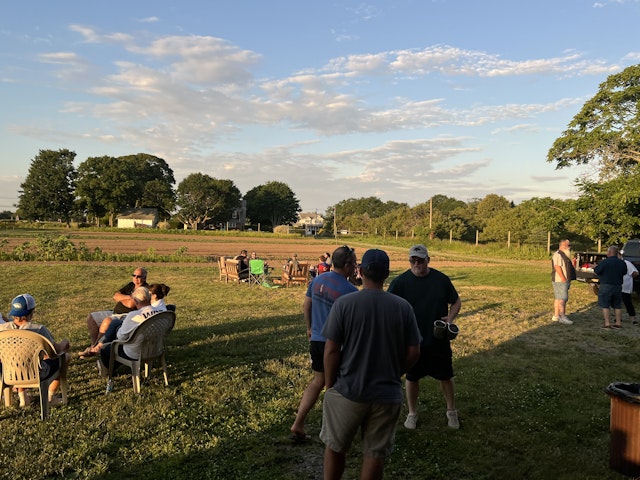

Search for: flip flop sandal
xmin=78 ymin=347 xmax=98 ymax=359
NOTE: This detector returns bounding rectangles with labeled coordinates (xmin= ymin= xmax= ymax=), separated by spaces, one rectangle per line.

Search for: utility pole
xmin=333 ymin=205 xmax=337 ymax=243
xmin=429 ymin=196 xmax=432 ymax=229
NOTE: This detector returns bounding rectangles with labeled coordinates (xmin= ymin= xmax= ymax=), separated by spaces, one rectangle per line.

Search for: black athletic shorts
xmin=406 ymin=344 xmax=454 ymax=381
xmin=309 ymin=341 xmax=325 ymax=372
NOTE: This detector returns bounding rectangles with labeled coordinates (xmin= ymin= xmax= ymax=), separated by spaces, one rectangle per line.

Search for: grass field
xmin=0 ymin=234 xmax=635 ymax=479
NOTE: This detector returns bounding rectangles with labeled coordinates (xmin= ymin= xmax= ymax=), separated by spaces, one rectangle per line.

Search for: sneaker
xmin=404 ymin=413 xmax=418 ymax=430
xmin=551 ymin=315 xmax=559 ymax=322
xmin=558 ymin=316 xmax=573 ymax=325
xmin=446 ymin=410 xmax=460 ymax=429
xmin=105 ymin=379 xmax=114 ymax=394
xmin=96 ymin=359 xmax=108 ymax=378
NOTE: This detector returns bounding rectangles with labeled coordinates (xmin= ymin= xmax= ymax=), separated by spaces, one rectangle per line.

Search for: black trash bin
xmin=605 ymin=382 xmax=640 ymax=476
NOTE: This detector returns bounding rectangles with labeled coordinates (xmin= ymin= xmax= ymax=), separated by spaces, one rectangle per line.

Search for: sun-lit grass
xmin=0 ymin=243 xmax=634 ymax=479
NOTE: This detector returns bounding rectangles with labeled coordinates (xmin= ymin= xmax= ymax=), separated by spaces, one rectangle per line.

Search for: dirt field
xmin=1 ymin=230 xmax=506 ymax=271
xmin=1 ymin=231 xmax=404 ymax=268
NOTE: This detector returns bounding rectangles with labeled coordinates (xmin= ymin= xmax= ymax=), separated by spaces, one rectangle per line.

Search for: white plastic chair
xmin=0 ymin=330 xmax=68 ymax=420
xmin=107 ymin=310 xmax=176 ymax=394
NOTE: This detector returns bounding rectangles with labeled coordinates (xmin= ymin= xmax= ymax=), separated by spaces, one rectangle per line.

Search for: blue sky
xmin=2 ymin=0 xmax=640 ymax=214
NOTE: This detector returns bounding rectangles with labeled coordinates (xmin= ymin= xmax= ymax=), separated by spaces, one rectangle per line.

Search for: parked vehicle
xmin=573 ymin=238 xmax=640 ymax=295
xmin=573 ymin=251 xmax=606 ymax=295
xmin=620 ymin=238 xmax=640 ymax=272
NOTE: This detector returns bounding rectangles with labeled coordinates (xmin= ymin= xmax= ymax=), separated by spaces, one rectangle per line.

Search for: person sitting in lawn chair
xmin=80 ymin=267 xmax=149 ymax=358
xmin=0 ymin=293 xmax=70 ymax=406
xmin=96 ymin=286 xmax=167 ymax=377
xmin=234 ymin=250 xmax=250 ymax=280
xmin=84 ymin=283 xmax=170 ymax=358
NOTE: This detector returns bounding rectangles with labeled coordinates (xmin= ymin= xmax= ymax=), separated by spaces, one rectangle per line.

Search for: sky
xmin=2 ymin=0 xmax=640 ymax=214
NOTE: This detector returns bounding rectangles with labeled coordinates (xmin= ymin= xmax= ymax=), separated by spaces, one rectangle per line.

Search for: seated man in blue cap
xmin=0 ymin=293 xmax=71 ymax=406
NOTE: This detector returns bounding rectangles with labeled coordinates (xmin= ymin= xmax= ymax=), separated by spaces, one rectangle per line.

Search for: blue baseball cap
xmin=9 ymin=294 xmax=36 ymax=317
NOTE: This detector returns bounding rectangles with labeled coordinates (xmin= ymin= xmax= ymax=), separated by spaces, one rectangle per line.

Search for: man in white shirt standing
xmin=551 ymin=239 xmax=576 ymax=325
xmin=618 ymin=251 xmax=639 ymax=325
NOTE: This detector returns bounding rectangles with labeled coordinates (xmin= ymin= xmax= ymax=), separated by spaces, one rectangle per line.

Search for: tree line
xmin=16 ymin=150 xmax=301 ymax=230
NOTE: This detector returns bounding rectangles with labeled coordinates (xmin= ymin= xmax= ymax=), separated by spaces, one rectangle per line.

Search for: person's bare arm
xmin=446 ymin=297 xmax=462 ymax=324
xmin=303 ymin=296 xmax=312 ymax=339
xmin=113 ymin=291 xmax=135 ymax=308
xmin=554 ymin=265 xmax=567 ymax=282
xmin=404 ymin=344 xmax=420 ymax=373
xmin=324 ymin=339 xmax=341 ymax=388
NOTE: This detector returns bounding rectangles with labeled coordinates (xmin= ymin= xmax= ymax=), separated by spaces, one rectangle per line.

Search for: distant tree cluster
xmin=17 ymin=150 xmax=301 ymax=230
xmin=323 ymin=194 xmax=583 ymax=247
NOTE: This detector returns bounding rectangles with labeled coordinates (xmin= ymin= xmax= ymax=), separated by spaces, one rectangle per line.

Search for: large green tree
xmin=245 ymin=181 xmax=300 ymax=228
xmin=475 ymin=194 xmax=512 ymax=229
xmin=141 ymin=179 xmax=176 ymax=220
xmin=325 ymin=197 xmax=406 ymax=233
xmin=176 ymin=174 xmax=241 ymax=230
xmin=75 ymin=156 xmax=136 ymax=226
xmin=548 ymin=64 xmax=640 ymax=177
xmin=17 ymin=149 xmax=76 ymax=222
xmin=574 ymin=167 xmax=640 ymax=244
xmin=75 ymin=153 xmax=176 ymax=226
xmin=119 ymin=153 xmax=176 ymax=215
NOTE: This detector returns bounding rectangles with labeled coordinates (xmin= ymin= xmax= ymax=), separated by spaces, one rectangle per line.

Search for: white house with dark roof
xmin=116 ymin=208 xmax=159 ymax=228
xmin=295 ymin=211 xmax=324 ymax=235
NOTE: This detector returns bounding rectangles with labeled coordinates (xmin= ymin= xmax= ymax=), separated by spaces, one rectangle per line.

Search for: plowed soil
xmin=1 ymin=230 xmax=504 ymax=270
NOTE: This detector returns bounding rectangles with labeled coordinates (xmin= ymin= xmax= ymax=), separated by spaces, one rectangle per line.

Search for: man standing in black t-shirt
xmin=388 ymin=244 xmax=462 ymax=430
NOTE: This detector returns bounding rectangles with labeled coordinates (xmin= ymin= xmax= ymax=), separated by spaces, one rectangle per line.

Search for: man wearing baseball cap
xmin=290 ymin=245 xmax=358 ymax=443
xmin=388 ymin=244 xmax=462 ymax=429
xmin=0 ymin=294 xmax=71 ymax=406
xmin=320 ymin=249 xmax=421 ymax=479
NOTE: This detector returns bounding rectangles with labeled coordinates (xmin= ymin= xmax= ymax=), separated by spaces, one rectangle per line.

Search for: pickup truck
xmin=573 ymin=239 xmax=640 ymax=295
xmin=573 ymin=251 xmax=607 ymax=295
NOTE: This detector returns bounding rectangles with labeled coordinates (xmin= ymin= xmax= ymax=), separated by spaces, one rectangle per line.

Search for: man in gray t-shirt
xmin=320 ymin=249 xmax=421 ymax=480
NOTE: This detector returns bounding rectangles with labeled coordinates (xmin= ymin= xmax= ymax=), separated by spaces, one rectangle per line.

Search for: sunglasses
xmin=132 ymin=274 xmax=144 ymax=279
xmin=409 ymin=257 xmax=426 ymax=265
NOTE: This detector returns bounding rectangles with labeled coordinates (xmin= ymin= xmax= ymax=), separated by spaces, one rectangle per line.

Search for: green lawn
xmin=0 ymin=253 xmax=634 ymax=479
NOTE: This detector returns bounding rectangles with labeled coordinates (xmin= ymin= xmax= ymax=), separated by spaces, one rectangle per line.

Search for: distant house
xmin=218 ymin=199 xmax=247 ymax=230
xmin=117 ymin=208 xmax=159 ymax=229
xmin=296 ymin=212 xmax=324 ymax=236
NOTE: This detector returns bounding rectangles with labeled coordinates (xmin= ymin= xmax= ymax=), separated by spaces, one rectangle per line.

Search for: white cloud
xmin=8 ymin=25 xmax=633 ymax=210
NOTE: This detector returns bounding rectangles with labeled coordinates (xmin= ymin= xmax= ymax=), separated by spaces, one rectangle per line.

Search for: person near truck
xmin=551 ymin=239 xmax=576 ymax=325
xmin=617 ymin=251 xmax=639 ymax=325
xmin=594 ymin=245 xmax=628 ymax=329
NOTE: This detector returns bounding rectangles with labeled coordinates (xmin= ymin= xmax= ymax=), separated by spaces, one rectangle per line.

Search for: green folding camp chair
xmin=248 ymin=259 xmax=266 ymax=286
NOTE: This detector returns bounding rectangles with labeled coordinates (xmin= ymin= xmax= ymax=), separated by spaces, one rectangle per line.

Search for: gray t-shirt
xmin=321 ymin=288 xmax=421 ymax=404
